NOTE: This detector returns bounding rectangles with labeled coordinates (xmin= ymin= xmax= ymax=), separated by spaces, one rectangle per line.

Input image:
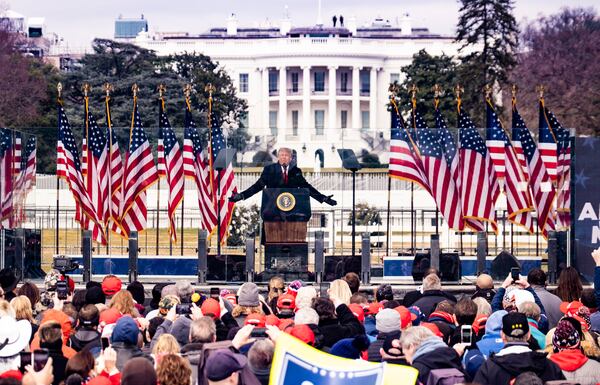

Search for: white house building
xmin=122 ymin=13 xmax=464 ymax=168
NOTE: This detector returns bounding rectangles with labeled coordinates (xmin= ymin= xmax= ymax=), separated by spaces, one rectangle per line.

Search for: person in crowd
xmin=343 ymin=272 xmax=360 ymax=294
xmin=247 ymin=339 xmax=274 ymax=385
xmin=204 ymin=347 xmax=261 ymax=385
xmin=110 ymin=316 xmax=152 ymax=371
xmin=152 ymin=334 xmax=180 ymax=364
xmin=518 ymin=301 xmax=546 ymax=349
xmin=0 ymin=269 xmax=18 ymax=302
xmin=68 ymin=304 xmax=101 ymax=352
xmin=231 ymin=283 xmax=264 ymax=326
xmin=473 ymin=312 xmax=564 ymax=385
xmin=120 ymin=357 xmax=157 ymax=385
xmin=400 ymin=326 xmax=467 ymax=384
xmin=181 ymin=317 xmax=217 ymax=382
xmin=375 ymin=284 xmax=394 ymax=303
xmin=527 ymin=268 xmax=563 ymax=328
xmin=448 ymin=298 xmax=478 ymax=347
xmin=32 ymin=306 xmax=77 ymax=359
xmin=471 ymin=273 xmax=496 ymax=304
xmin=64 ymin=350 xmax=94 ymax=382
xmin=200 ymin=298 xmax=238 ymax=342
xmin=294 ymin=287 xmax=317 ymax=311
xmin=513 ymin=372 xmax=544 ymax=385
xmin=556 ymin=266 xmax=583 ymax=303
xmin=463 ymin=310 xmax=507 ymax=378
xmin=101 ymin=276 xmax=122 ymax=301
xmin=126 ymin=281 xmax=146 ymax=316
xmin=312 ymin=297 xmax=364 ymax=349
xmin=472 ymin=297 xmax=492 ymax=317
xmin=17 ymin=282 xmax=42 ymax=317
xmin=266 ymin=276 xmax=285 ymax=312
xmin=71 ymin=290 xmax=87 ymax=312
xmin=328 ymin=280 xmax=352 ymax=306
xmin=0 ymin=315 xmax=32 ymax=373
xmin=428 ymin=300 xmax=456 ymax=343
xmin=548 ymin=317 xmax=600 ymax=385
xmin=412 ymin=274 xmax=457 ymax=317
xmin=293 ymin=308 xmax=324 ymax=349
xmin=402 ymin=268 xmax=440 ymax=307
xmin=11 ymin=296 xmax=38 ymax=342
xmin=85 ymin=287 xmax=106 ymax=308
xmin=157 ymin=354 xmax=191 ymax=385
xmin=367 ymin=308 xmax=400 ymax=362
xmin=330 ymin=335 xmax=370 ymax=359
xmin=108 ymin=291 xmax=138 ymax=318
xmin=39 ymin=322 xmax=68 ymax=385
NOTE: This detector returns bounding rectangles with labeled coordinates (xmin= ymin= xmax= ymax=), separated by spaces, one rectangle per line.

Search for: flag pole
xmin=455 ymin=84 xmax=464 ymax=252
xmin=432 ymin=85 xmax=443 ymax=236
xmin=181 ymin=84 xmax=192 ymax=256
xmin=103 ymin=83 xmax=113 ymax=255
xmin=56 ymin=83 xmax=62 ymax=254
xmin=385 ymin=84 xmax=398 ymax=258
xmin=156 ymin=84 xmax=166 ymax=255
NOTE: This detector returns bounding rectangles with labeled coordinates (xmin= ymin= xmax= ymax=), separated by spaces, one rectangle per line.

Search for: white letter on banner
xmin=579 ymin=203 xmax=598 ymax=221
xmin=593 ymin=226 xmax=600 ymax=244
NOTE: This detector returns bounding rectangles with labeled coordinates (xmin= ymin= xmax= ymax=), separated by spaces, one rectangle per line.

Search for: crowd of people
xmin=0 ymin=250 xmax=599 ymax=385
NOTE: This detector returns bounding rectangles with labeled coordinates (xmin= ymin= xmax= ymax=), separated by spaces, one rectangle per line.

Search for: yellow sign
xmin=269 ymin=333 xmax=418 ymax=385
xmin=276 ymin=192 xmax=296 ymax=212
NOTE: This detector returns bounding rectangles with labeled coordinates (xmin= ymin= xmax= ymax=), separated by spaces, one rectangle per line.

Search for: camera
xmin=176 ymin=304 xmax=192 ymax=315
xmin=56 ymin=280 xmax=69 ymax=300
xmin=52 ymin=256 xmax=80 ymax=274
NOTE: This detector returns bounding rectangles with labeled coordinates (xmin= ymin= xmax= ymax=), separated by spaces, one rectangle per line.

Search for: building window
xmin=340 ymin=72 xmax=349 ymax=93
xmin=314 ymin=71 xmax=325 ymax=92
xmin=240 ymin=112 xmax=249 ymax=127
xmin=315 ymin=110 xmax=325 ymax=135
xmin=268 ymin=71 xmax=278 ymax=93
xmin=341 ymin=110 xmax=348 ymax=129
xmin=239 ymin=73 xmax=249 ymax=93
xmin=291 ymin=72 xmax=299 ymax=93
xmin=361 ymin=111 xmax=370 ymax=130
xmin=360 ymin=71 xmax=370 ymax=94
xmin=269 ymin=111 xmax=278 ymax=135
xmin=292 ymin=110 xmax=299 ymax=136
xmin=390 ymin=73 xmax=400 ymax=84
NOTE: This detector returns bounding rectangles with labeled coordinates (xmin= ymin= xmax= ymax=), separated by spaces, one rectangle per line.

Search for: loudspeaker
xmin=128 ymin=231 xmax=139 ymax=283
xmin=361 ymin=233 xmax=371 ymax=283
xmin=207 ymin=254 xmax=246 ymax=281
xmin=411 ymin=250 xmax=460 ymax=282
xmin=82 ymin=230 xmax=92 ymax=283
xmin=197 ymin=229 xmax=208 ymax=283
xmin=245 ymin=238 xmax=255 ymax=282
xmin=490 ymin=250 xmax=520 ymax=280
xmin=265 ymin=243 xmax=308 ymax=271
xmin=324 ymin=255 xmax=361 ymax=281
xmin=315 ymin=231 xmax=324 ymax=283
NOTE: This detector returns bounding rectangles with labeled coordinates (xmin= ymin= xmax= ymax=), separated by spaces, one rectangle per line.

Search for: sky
xmin=4 ymin=0 xmax=598 ymax=49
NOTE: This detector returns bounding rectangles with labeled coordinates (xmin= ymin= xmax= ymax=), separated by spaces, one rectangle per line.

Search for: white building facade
xmin=128 ymin=15 xmax=463 ymax=167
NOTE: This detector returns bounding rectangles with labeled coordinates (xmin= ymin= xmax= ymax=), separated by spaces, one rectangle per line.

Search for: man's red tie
xmin=283 ymin=166 xmax=288 ymax=184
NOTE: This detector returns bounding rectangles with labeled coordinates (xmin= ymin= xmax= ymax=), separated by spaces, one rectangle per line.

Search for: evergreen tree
xmin=456 ymin=0 xmax=519 ymax=123
xmin=399 ymin=49 xmax=459 ymax=125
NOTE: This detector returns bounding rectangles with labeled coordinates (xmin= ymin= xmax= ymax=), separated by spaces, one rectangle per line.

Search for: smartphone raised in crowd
xmin=250 ymin=327 xmax=268 ymax=338
xmin=460 ymin=325 xmax=472 ymax=345
xmin=33 ymin=349 xmax=49 ymax=372
xmin=56 ymin=280 xmax=69 ymax=300
xmin=101 ymin=337 xmax=110 ymax=350
xmin=511 ymin=267 xmax=520 ymax=282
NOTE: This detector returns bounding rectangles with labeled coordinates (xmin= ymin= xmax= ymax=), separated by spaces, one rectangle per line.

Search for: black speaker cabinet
xmin=412 ymin=250 xmax=460 ymax=282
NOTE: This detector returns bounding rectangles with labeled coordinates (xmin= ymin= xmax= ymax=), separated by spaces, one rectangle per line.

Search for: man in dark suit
xmin=229 ymin=147 xmax=337 ymax=205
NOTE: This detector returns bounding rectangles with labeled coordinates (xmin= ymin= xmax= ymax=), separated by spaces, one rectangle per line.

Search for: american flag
xmin=0 ymin=129 xmax=14 ymax=228
xmin=157 ymin=125 xmax=166 ymax=178
xmin=183 ymin=106 xmax=217 ymax=234
xmin=547 ymin=109 xmax=570 ymax=229
xmin=120 ymin=98 xmax=159 ymax=237
xmin=538 ymin=100 xmax=557 ymax=185
xmin=486 ymin=104 xmax=505 ymax=183
xmin=84 ymin=106 xmax=110 ymax=243
xmin=208 ymin=113 xmax=238 ymax=244
xmin=486 ymin=100 xmax=534 ymax=234
xmin=12 ymin=136 xmax=36 ymax=227
xmin=158 ymin=101 xmax=184 ymax=241
xmin=512 ymin=103 xmax=556 ymax=238
xmin=56 ymin=104 xmax=105 ymax=242
xmin=458 ymin=107 xmax=499 ymax=233
xmin=105 ymin=101 xmax=124 ymax=236
xmin=414 ymin=109 xmax=463 ymax=230
xmin=388 ymin=105 xmax=431 ymax=193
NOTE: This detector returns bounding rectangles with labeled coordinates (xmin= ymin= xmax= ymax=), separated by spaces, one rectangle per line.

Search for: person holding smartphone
xmin=38 ymin=322 xmax=68 ymax=385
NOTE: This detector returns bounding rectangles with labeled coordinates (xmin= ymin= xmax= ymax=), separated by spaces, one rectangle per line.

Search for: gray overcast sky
xmin=5 ymin=0 xmax=599 ymax=49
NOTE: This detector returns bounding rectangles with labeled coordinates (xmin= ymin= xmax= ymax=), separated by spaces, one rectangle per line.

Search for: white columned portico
xmin=262 ymin=67 xmax=270 ymax=135
xmin=278 ymin=66 xmax=287 ymax=142
xmin=369 ymin=67 xmax=378 ymax=130
xmin=328 ymin=66 xmax=337 ymax=131
xmin=352 ymin=66 xmax=361 ymax=129
xmin=302 ymin=66 xmax=311 ymax=142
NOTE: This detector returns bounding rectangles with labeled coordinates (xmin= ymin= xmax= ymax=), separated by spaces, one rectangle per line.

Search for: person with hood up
xmin=110 ymin=316 xmax=152 ymax=371
xmin=548 ymin=317 xmax=600 ymax=385
xmin=400 ymin=325 xmax=468 ymax=384
xmin=462 ymin=310 xmax=507 ymax=378
xmin=473 ymin=312 xmax=564 ymax=385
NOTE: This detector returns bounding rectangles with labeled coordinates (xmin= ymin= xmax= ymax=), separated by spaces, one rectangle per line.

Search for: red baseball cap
xmin=200 ymin=298 xmax=221 ymax=320
xmin=265 ymin=314 xmax=280 ymax=327
xmin=277 ymin=293 xmax=296 ymax=310
xmin=348 ymin=303 xmax=365 ymax=323
xmin=288 ymin=324 xmax=315 ymax=346
xmin=99 ymin=308 xmax=122 ymax=326
xmin=394 ymin=306 xmax=417 ymax=329
xmin=244 ymin=313 xmax=266 ymax=327
xmin=366 ymin=302 xmax=384 ymax=316
xmin=102 ymin=275 xmax=122 ymax=296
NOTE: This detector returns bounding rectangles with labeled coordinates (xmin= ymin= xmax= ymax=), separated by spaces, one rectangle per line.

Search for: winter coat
xmin=111 ymin=341 xmax=153 ymax=372
xmin=411 ymin=290 xmax=457 ymax=317
xmin=367 ymin=330 xmax=400 ymax=362
xmin=549 ymin=349 xmax=600 ymax=385
xmin=216 ymin=313 xmax=240 ymax=341
xmin=68 ymin=327 xmax=101 ymax=352
xmin=531 ymin=285 xmax=563 ymax=329
xmin=411 ymin=337 xmax=467 ymax=384
xmin=181 ymin=342 xmax=205 ymax=385
xmin=318 ymin=304 xmax=365 ymax=349
xmin=473 ymin=343 xmax=565 ymax=385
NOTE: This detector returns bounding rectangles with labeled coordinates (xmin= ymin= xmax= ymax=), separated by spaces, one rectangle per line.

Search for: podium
xmin=261 ymin=188 xmax=311 ymax=275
